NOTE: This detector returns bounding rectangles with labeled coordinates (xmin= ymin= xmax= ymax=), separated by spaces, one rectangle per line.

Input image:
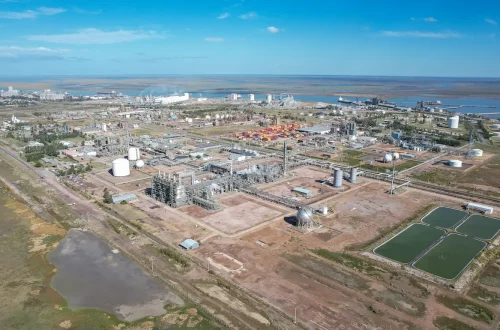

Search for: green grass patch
xmin=343 ymin=149 xmax=364 ymax=157
xmin=421 ymin=207 xmax=468 ymax=229
xmin=42 ymin=235 xmax=62 ymax=246
xmin=436 ymin=295 xmax=494 ymax=324
xmin=469 ymin=285 xmax=500 ymax=305
xmin=414 ymin=235 xmax=486 ymax=279
xmin=456 ymin=215 xmax=500 ymax=240
xmin=374 ymin=224 xmax=445 ymax=263
xmin=313 ymin=249 xmax=380 ymax=274
xmin=433 ymin=316 xmax=476 ymax=330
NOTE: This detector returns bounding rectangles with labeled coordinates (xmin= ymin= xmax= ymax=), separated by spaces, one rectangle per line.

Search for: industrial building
xmin=112 ymin=193 xmax=137 ymax=204
xmin=293 ymin=187 xmax=313 ymax=197
xmin=0 ymin=86 xmax=20 ymax=97
xmin=466 ymin=202 xmax=493 ymax=214
xmin=40 ymin=89 xmax=66 ymax=100
xmin=297 ymin=125 xmax=331 ymax=135
xmin=179 ymin=238 xmax=200 ymax=250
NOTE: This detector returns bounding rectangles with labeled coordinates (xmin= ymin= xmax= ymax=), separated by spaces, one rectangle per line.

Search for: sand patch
xmin=59 ymin=320 xmax=72 ymax=329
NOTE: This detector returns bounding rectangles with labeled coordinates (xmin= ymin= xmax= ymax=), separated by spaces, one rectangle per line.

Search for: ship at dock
xmin=338 ymin=96 xmax=353 ymax=104
xmin=423 ymin=100 xmax=441 ymax=105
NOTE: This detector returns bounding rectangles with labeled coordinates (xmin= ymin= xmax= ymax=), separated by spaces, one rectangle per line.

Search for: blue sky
xmin=0 ymin=0 xmax=498 ymax=77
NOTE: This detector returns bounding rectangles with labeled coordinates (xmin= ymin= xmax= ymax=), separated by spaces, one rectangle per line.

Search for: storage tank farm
xmin=112 ymin=158 xmax=130 ymax=177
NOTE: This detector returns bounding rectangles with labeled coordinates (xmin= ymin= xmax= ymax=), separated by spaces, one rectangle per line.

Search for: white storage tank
xmin=392 ymin=152 xmax=400 ymax=160
xmin=112 ymin=158 xmax=130 ymax=177
xmin=491 ymin=124 xmax=500 ymax=129
xmin=102 ymin=123 xmax=107 ymax=132
xmin=333 ymin=168 xmax=343 ymax=188
xmin=448 ymin=159 xmax=463 ymax=168
xmin=249 ymin=94 xmax=255 ymax=101
xmin=350 ymin=167 xmax=358 ymax=183
xmin=383 ymin=154 xmax=393 ymax=163
xmin=266 ymin=94 xmax=272 ymax=103
xmin=128 ymin=147 xmax=141 ymax=161
xmin=448 ymin=116 xmax=459 ymax=129
xmin=470 ymin=149 xmax=483 ymax=157
xmin=135 ymin=159 xmax=145 ymax=168
xmin=493 ymin=132 xmax=500 ymax=137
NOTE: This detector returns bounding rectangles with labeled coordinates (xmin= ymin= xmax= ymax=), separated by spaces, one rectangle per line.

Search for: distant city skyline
xmin=0 ymin=0 xmax=498 ymax=77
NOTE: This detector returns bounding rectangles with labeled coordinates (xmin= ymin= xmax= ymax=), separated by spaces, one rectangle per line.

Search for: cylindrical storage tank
xmin=112 ymin=158 xmax=130 ymax=177
xmin=448 ymin=116 xmax=459 ymax=129
xmin=493 ymin=132 xmax=500 ymax=137
xmin=322 ymin=206 xmax=328 ymax=215
xmin=266 ymin=94 xmax=272 ymax=103
xmin=135 ymin=159 xmax=145 ymax=168
xmin=471 ymin=149 xmax=483 ymax=157
xmin=102 ymin=123 xmax=107 ymax=132
xmin=128 ymin=147 xmax=141 ymax=161
xmin=249 ymin=94 xmax=255 ymax=101
xmin=492 ymin=124 xmax=500 ymax=129
xmin=350 ymin=167 xmax=358 ymax=183
xmin=448 ymin=159 xmax=463 ymax=168
xmin=333 ymin=168 xmax=343 ymax=188
xmin=383 ymin=154 xmax=393 ymax=163
xmin=392 ymin=152 xmax=400 ymax=160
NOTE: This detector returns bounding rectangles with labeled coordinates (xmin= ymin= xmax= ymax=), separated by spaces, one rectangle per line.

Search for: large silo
xmin=266 ymin=94 xmax=272 ymax=103
xmin=128 ymin=147 xmax=141 ymax=161
xmin=448 ymin=116 xmax=459 ymax=129
xmin=249 ymin=94 xmax=255 ymax=101
xmin=350 ymin=167 xmax=358 ymax=183
xmin=112 ymin=158 xmax=130 ymax=177
xmin=333 ymin=168 xmax=343 ymax=188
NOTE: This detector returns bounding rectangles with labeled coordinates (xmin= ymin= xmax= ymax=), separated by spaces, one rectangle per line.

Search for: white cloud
xmin=239 ymin=12 xmax=257 ymax=20
xmin=485 ymin=18 xmax=497 ymax=25
xmin=0 ymin=46 xmax=69 ymax=53
xmin=381 ymin=30 xmax=461 ymax=38
xmin=27 ymin=28 xmax=165 ymax=45
xmin=204 ymin=37 xmax=224 ymax=42
xmin=0 ymin=7 xmax=65 ymax=19
xmin=217 ymin=12 xmax=230 ymax=19
xmin=423 ymin=17 xmax=437 ymax=22
xmin=267 ymin=26 xmax=279 ymax=33
xmin=73 ymin=7 xmax=102 ymax=15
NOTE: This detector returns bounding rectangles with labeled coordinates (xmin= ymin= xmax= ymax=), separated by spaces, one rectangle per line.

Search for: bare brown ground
xmin=309 ymin=182 xmax=451 ymax=250
xmin=97 ymin=169 xmax=151 ymax=184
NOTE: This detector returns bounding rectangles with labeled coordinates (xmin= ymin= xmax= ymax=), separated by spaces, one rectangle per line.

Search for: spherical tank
xmin=383 ymin=154 xmax=393 ymax=163
xmin=135 ymin=159 xmax=145 ymax=168
xmin=112 ymin=158 xmax=130 ymax=177
xmin=297 ymin=207 xmax=314 ymax=226
xmin=448 ymin=116 xmax=459 ymax=129
xmin=448 ymin=159 xmax=462 ymax=168
xmin=392 ymin=152 xmax=400 ymax=160
xmin=128 ymin=147 xmax=141 ymax=161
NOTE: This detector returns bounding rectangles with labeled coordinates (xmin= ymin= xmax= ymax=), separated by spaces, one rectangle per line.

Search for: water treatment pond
xmin=48 ymin=229 xmax=184 ymax=322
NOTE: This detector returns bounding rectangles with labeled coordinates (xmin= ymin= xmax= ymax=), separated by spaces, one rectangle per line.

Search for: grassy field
xmin=468 ymin=285 xmax=500 ymax=305
xmin=456 ymin=215 xmax=500 ymax=240
xmin=414 ymin=235 xmax=486 ymax=279
xmin=433 ymin=316 xmax=476 ymax=330
xmin=374 ymin=224 xmax=445 ymax=263
xmin=436 ymin=295 xmax=494 ymax=324
xmin=478 ymin=260 xmax=500 ymax=287
xmin=421 ymin=207 xmax=468 ymax=229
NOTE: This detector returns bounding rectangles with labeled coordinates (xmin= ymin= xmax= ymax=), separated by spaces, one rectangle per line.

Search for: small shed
xmin=293 ymin=187 xmax=313 ymax=197
xmin=112 ymin=193 xmax=137 ymax=204
xmin=179 ymin=238 xmax=199 ymax=250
